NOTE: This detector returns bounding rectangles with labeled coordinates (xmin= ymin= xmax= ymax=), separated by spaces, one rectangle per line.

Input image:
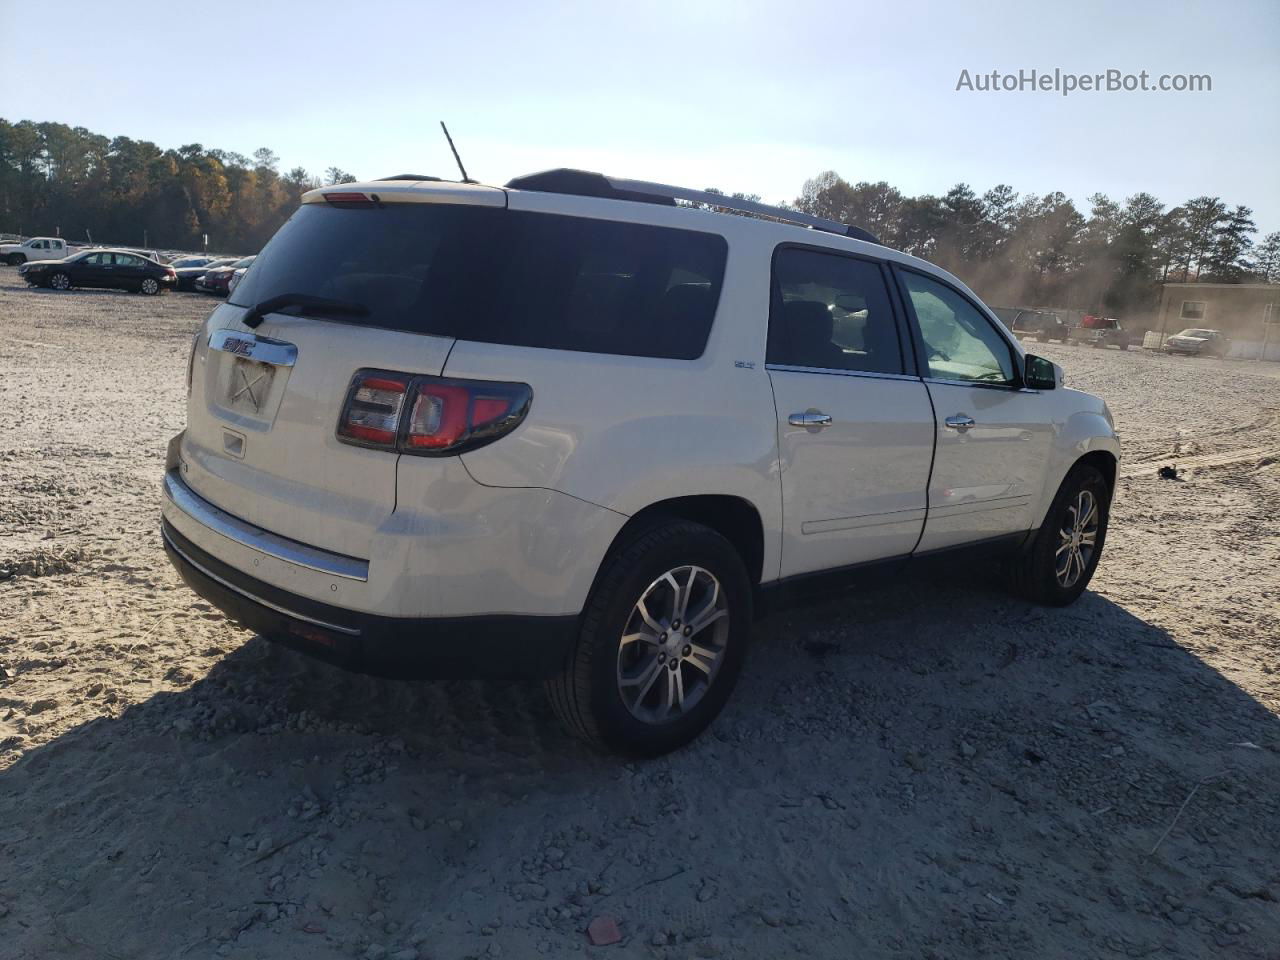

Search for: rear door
xmin=766 ymin=247 xmax=935 ymax=578
xmin=179 ymin=184 xmax=506 ymax=558
xmin=112 ymin=253 xmax=145 ymax=289
xmin=894 ymin=267 xmax=1054 ymax=552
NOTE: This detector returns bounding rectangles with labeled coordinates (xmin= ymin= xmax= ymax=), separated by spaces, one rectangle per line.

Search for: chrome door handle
xmin=789 ymin=411 xmax=833 ymax=428
xmin=944 ymin=415 xmax=975 ymax=431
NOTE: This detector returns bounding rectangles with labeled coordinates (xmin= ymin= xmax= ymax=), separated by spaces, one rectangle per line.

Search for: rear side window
xmin=767 ymin=248 xmax=904 ymax=375
xmin=230 ymin=204 xmax=727 ymax=360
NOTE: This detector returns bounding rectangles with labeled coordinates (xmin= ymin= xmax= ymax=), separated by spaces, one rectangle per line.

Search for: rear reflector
xmin=337 ymin=370 xmax=531 ymax=457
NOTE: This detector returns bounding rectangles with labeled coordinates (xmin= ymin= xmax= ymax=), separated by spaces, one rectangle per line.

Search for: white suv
xmin=162 ymin=169 xmax=1120 ymax=754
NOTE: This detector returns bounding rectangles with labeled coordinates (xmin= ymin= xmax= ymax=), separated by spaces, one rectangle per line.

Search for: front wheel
xmin=546 ymin=520 xmax=751 ymax=755
xmin=6 ymin=253 xmax=25 ymax=266
xmin=1007 ymin=463 xmax=1110 ymax=606
xmin=49 ymin=272 xmax=71 ymax=291
xmin=140 ymin=277 xmax=160 ymax=296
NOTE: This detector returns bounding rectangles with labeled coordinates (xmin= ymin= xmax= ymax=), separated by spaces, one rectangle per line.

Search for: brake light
xmin=324 ymin=191 xmax=374 ymax=207
xmin=337 ymin=370 xmax=531 ymax=456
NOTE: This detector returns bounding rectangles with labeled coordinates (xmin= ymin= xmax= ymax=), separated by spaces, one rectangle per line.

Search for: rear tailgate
xmin=181 ymin=303 xmax=455 ymax=558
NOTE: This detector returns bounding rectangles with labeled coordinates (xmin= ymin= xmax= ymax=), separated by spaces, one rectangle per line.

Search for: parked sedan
xmin=19 ymin=249 xmax=177 ymax=295
xmin=1165 ymin=328 xmax=1229 ymax=357
xmin=174 ymin=257 xmax=239 ymax=291
xmin=195 ymin=255 xmax=255 ymax=296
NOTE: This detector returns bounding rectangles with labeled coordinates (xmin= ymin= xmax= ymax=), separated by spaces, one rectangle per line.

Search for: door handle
xmin=789 ymin=411 xmax=833 ymax=429
xmin=944 ymin=415 xmax=975 ymax=431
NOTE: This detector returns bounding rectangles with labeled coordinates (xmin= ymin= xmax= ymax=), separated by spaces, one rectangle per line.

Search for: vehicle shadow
xmin=2 ymin=564 xmax=1277 ymax=959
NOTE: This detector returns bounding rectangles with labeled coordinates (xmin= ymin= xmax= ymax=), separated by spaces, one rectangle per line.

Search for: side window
xmin=114 ymin=254 xmax=141 ymax=266
xmin=900 ymin=271 xmax=1016 ymax=384
xmin=84 ymin=253 xmax=104 ymax=265
xmin=768 ymin=248 xmax=904 ymax=375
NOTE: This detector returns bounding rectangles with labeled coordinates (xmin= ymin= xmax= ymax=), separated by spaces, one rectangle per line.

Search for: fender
xmin=1032 ymin=403 xmax=1120 ymax=528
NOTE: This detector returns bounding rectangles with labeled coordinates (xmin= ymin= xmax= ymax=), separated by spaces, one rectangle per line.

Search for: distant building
xmin=1155 ymin=282 xmax=1280 ymax=360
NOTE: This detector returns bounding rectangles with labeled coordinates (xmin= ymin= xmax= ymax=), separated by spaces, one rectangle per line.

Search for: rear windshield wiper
xmin=242 ymin=294 xmax=369 ymax=329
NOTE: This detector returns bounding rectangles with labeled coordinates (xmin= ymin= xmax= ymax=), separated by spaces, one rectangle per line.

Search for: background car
xmin=19 ymin=249 xmax=177 ymax=295
xmin=1165 ymin=327 xmax=1230 ymax=356
xmin=995 ymin=307 xmax=1071 ymax=342
xmin=173 ymin=256 xmax=239 ymax=291
xmin=1068 ymin=315 xmax=1132 ymax=350
xmin=195 ymin=255 xmax=255 ymax=296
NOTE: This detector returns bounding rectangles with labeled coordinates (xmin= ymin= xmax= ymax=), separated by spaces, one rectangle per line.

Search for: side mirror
xmin=1024 ymin=354 xmax=1056 ymax=390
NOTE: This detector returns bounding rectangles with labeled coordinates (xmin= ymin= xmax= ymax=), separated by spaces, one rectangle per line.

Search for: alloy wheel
xmin=51 ymin=273 xmax=70 ymax=290
xmin=142 ymin=278 xmax=159 ymax=295
xmin=616 ymin=565 xmax=730 ymax=725
xmin=1055 ymin=489 xmax=1099 ymax=588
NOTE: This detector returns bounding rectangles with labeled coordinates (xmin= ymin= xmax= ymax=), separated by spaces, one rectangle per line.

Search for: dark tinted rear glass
xmin=229 ymin=203 xmax=727 ymax=360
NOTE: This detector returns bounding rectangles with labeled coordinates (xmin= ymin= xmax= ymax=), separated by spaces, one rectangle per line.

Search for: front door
xmin=894 ymin=267 xmax=1054 ymax=552
xmin=767 ymin=247 xmax=935 ymax=578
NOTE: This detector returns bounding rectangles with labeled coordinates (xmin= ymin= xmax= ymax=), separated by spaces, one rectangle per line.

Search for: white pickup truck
xmin=2 ymin=236 xmax=73 ymax=266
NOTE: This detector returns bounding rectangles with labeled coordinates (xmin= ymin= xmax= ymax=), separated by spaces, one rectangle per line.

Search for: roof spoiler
xmin=504 ymin=168 xmax=881 ymax=244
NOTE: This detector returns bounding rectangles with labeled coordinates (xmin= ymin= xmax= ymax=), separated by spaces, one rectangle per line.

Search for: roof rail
xmin=376 ymin=173 xmax=443 ymax=181
xmin=504 ymin=168 xmax=881 ymax=244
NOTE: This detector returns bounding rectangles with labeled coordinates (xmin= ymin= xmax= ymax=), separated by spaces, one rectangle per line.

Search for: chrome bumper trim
xmin=162 ymin=470 xmax=369 ymax=582
xmin=163 ymin=526 xmax=361 ymax=637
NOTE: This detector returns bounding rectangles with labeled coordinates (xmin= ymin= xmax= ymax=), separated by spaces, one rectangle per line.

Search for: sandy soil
xmin=1 ymin=272 xmax=1278 ymax=960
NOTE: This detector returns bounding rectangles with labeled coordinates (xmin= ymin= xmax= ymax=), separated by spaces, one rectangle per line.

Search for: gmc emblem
xmin=224 ymin=337 xmax=254 ymax=357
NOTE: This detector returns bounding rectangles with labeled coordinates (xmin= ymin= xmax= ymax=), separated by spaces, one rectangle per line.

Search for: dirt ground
xmin=1 ymin=272 xmax=1278 ymax=960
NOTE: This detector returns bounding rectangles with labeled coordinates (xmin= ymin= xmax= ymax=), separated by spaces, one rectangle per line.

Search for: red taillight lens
xmin=336 ymin=370 xmax=531 ymax=456
xmin=336 ymin=372 xmax=412 ymax=449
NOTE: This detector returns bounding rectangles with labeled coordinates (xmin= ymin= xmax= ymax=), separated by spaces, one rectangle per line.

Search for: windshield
xmin=229 ymin=202 xmax=728 ymax=360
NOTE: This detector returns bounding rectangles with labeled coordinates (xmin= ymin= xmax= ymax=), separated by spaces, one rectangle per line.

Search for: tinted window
xmin=230 ymin=204 xmax=727 ymax=360
xmin=900 ymin=271 xmax=1015 ymax=384
xmin=768 ymin=248 xmax=903 ymax=375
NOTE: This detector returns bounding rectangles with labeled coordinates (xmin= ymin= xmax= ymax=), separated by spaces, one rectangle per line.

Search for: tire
xmin=546 ymin=519 xmax=752 ymax=755
xmin=1119 ymin=341 xmax=1129 ymax=351
xmin=6 ymin=253 xmax=25 ymax=266
xmin=140 ymin=277 xmax=160 ymax=296
xmin=49 ymin=272 xmax=71 ymax=291
xmin=1006 ymin=463 xmax=1110 ymax=606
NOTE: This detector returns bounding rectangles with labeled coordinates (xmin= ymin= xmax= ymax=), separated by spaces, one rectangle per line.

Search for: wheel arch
xmin=600 ymin=495 xmax=766 ymax=587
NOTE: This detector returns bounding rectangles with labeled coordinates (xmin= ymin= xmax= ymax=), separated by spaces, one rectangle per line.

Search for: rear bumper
xmin=162 ymin=518 xmax=577 ymax=679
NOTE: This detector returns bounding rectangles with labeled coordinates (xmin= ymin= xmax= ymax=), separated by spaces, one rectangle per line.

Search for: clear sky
xmin=2 ymin=0 xmax=1277 ymax=232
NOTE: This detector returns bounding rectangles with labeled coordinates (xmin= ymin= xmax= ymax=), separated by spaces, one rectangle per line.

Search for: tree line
xmin=791 ymin=172 xmax=1279 ymax=315
xmin=0 ymin=119 xmax=356 ymax=254
xmin=2 ymin=118 xmax=1277 ymax=318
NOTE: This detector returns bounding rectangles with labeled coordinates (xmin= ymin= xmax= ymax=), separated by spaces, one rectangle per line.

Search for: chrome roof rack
xmin=504 ymin=169 xmax=881 ymax=245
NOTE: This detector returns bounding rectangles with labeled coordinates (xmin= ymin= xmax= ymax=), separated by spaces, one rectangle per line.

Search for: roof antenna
xmin=439 ymin=121 xmax=474 ymax=183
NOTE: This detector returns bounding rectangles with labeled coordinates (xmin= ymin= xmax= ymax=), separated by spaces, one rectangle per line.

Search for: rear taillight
xmin=337 ymin=370 xmax=531 ymax=456
xmin=324 ymin=191 xmax=375 ymax=208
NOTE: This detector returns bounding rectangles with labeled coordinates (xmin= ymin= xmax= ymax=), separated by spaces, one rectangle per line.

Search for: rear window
xmin=230 ymin=203 xmax=728 ymax=360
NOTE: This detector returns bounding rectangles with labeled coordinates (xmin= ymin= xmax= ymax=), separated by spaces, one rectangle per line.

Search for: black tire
xmin=6 ymin=253 xmax=25 ymax=266
xmin=546 ymin=519 xmax=752 ymax=755
xmin=1119 ymin=341 xmax=1129 ymax=351
xmin=49 ymin=272 xmax=71 ymax=291
xmin=140 ymin=277 xmax=160 ymax=296
xmin=1007 ymin=463 xmax=1111 ymax=606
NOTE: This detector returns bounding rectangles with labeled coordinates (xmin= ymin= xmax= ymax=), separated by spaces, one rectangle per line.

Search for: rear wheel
xmin=546 ymin=520 xmax=751 ymax=755
xmin=49 ymin=272 xmax=71 ymax=291
xmin=1007 ymin=463 xmax=1110 ymax=606
xmin=140 ymin=277 xmax=160 ymax=296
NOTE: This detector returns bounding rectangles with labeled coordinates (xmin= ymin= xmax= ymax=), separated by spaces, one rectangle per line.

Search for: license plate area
xmin=206 ymin=329 xmax=297 ymax=431
xmin=227 ymin=356 xmax=277 ymax=416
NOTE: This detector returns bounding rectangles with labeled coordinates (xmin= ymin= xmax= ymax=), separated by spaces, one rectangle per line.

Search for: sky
xmin=2 ymin=0 xmax=1278 ymax=233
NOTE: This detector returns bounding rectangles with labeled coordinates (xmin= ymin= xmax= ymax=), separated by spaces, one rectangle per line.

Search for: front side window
xmin=900 ymin=271 xmax=1016 ymax=384
xmin=230 ymin=204 xmax=727 ymax=360
xmin=767 ymin=248 xmax=903 ymax=375
xmin=84 ymin=253 xmax=105 ymax=265
xmin=1181 ymin=301 xmax=1206 ymax=320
